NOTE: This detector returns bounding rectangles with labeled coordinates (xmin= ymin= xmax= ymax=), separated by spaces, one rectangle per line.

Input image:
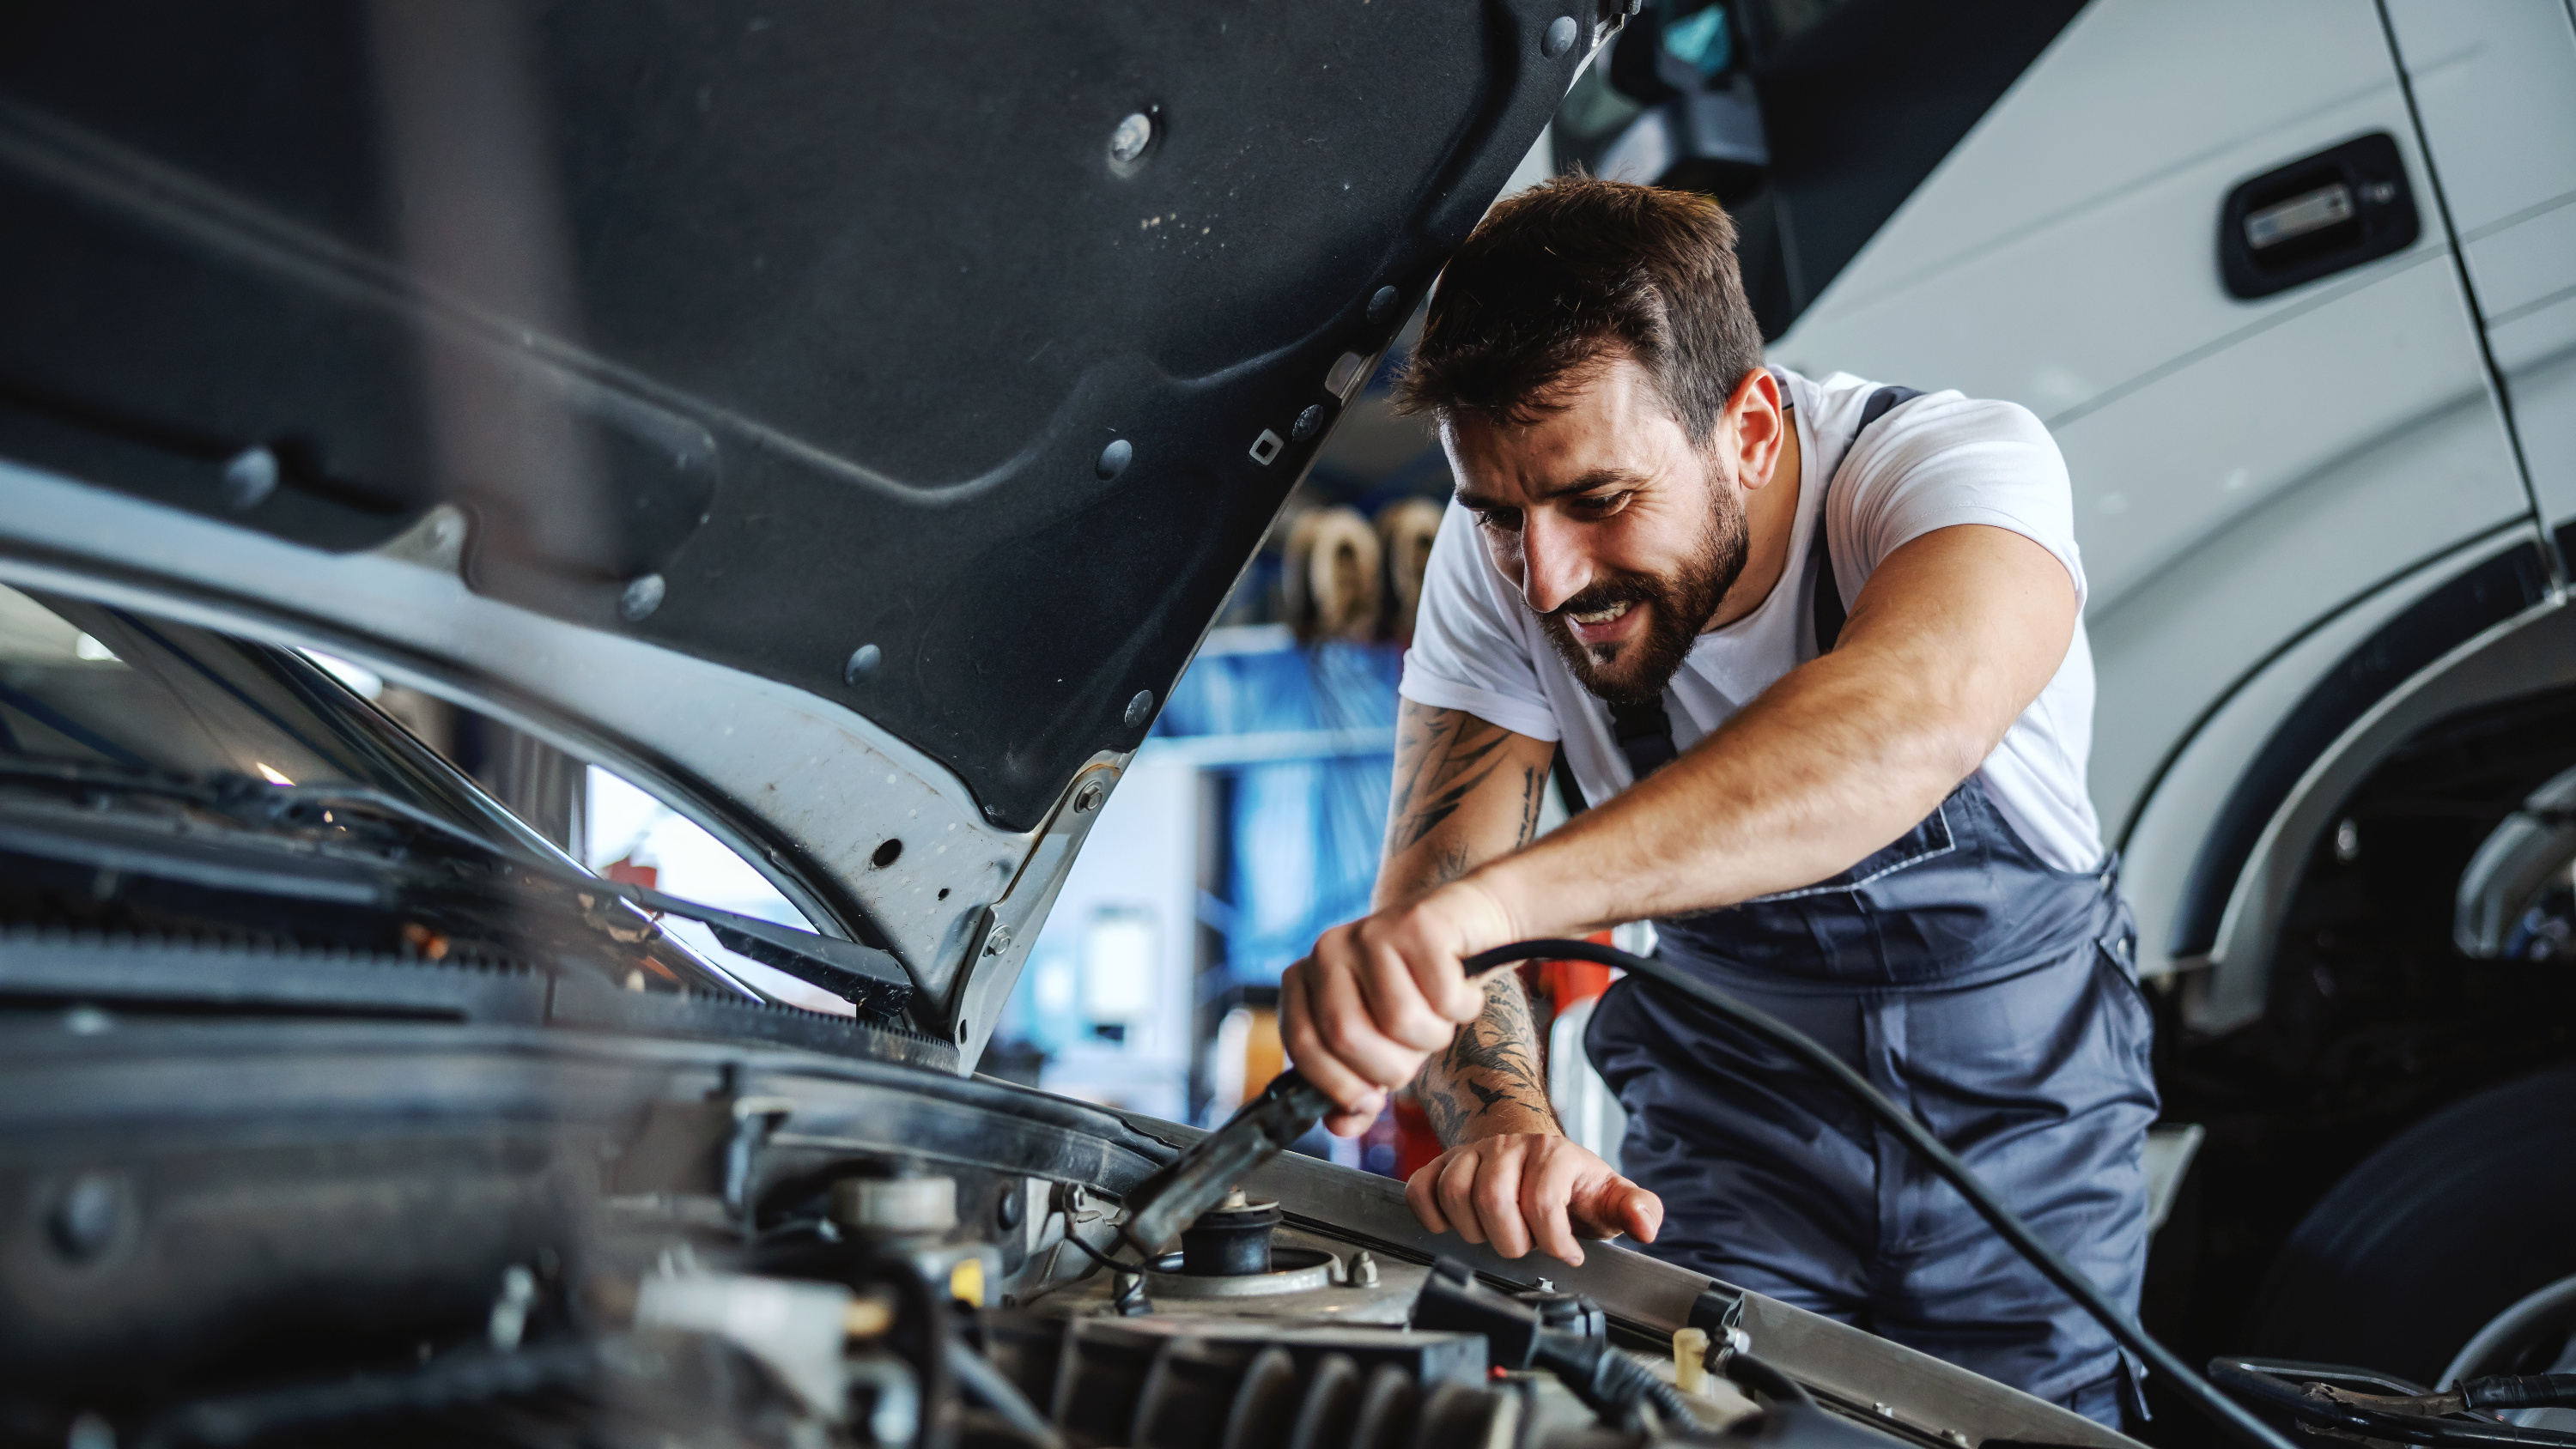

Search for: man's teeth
xmin=1570 ymin=601 xmax=1631 ymax=626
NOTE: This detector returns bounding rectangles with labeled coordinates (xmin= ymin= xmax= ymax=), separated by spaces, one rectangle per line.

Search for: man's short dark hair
xmin=1395 ymin=174 xmax=1766 ymax=445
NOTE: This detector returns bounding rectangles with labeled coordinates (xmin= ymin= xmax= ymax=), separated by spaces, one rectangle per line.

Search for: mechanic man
xmin=1279 ymin=176 xmax=2155 ymax=1426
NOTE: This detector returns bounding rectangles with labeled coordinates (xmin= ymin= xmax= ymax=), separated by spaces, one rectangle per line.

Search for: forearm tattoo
xmin=1414 ymin=970 xmax=1554 ymax=1147
xmin=1388 ymin=711 xmax=1538 ymax=854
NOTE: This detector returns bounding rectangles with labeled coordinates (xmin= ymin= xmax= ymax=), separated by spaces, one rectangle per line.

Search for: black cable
xmin=1721 ymin=1351 xmax=1818 ymax=1410
xmin=1461 ymin=940 xmax=2299 ymax=1449
xmin=2472 ymin=1376 xmax=2576 ymax=1414
xmin=944 ymin=1339 xmax=1067 ymax=1449
xmin=2208 ymin=1361 xmax=2576 ymax=1448
xmin=1060 ymin=1228 xmax=1145 ymax=1276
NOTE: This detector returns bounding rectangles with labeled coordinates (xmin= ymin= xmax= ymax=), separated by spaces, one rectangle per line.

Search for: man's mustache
xmin=1546 ymin=577 xmax=1662 ymax=623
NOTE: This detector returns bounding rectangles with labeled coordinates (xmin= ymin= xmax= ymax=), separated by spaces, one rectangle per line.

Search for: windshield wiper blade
xmin=246 ymin=785 xmax=919 ymax=1022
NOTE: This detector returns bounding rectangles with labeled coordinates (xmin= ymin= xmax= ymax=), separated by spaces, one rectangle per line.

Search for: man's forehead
xmin=1441 ymin=361 xmax=1681 ymax=506
xmin=1452 ymin=465 xmax=1656 ymax=509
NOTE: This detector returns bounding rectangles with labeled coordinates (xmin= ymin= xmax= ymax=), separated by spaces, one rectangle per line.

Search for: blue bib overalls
xmin=1579 ymin=390 xmax=2158 ymax=1426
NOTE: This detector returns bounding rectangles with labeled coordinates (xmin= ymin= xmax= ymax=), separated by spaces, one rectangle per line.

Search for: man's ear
xmin=1722 ymin=367 xmax=1790 ymax=492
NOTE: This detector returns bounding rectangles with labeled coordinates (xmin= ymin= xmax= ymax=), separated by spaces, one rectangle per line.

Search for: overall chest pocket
xmin=1654 ymin=786 xmax=2004 ymax=985
xmin=1742 ymin=798 xmax=1959 ymax=904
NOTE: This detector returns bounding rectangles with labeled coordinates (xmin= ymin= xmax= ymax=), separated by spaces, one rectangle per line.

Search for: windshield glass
xmin=0 ymin=583 xmax=545 ymax=853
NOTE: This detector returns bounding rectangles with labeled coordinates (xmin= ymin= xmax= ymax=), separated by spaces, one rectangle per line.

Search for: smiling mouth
xmin=1568 ymin=601 xmax=1631 ymax=626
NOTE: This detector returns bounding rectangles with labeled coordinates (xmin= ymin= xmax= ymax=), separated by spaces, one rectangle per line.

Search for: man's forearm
xmin=1476 ymin=648 xmax=1953 ymax=937
xmin=1413 ymin=969 xmax=1558 ymax=1146
xmin=1469 ymin=525 xmax=2076 ymax=942
xmin=1375 ymin=706 xmax=1551 ymax=912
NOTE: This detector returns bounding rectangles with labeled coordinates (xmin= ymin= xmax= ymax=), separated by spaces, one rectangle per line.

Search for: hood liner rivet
xmin=221 ymin=446 xmax=279 ymax=511
xmin=618 ymin=573 xmax=666 ymax=622
xmin=1097 ymin=438 xmax=1133 ymax=480
xmin=844 ymin=643 xmax=882 ymax=685
xmin=1109 ymin=111 xmax=1154 ymax=166
xmin=1124 ymin=689 xmax=1155 ymax=729
xmin=1541 ymin=15 xmax=1578 ymax=58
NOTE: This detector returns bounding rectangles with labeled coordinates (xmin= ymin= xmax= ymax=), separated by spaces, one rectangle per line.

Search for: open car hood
xmin=0 ymin=1 xmax=1611 ymax=1056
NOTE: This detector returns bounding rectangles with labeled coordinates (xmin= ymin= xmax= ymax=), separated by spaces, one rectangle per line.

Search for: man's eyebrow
xmin=1457 ymin=469 xmax=1650 ymax=510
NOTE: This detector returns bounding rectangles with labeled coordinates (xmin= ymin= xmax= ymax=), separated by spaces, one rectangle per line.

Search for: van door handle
xmin=2219 ymin=132 xmax=2420 ymax=300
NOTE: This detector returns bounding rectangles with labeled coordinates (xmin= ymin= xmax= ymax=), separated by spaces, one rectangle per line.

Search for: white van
xmin=1564 ymin=0 xmax=2576 ymax=1404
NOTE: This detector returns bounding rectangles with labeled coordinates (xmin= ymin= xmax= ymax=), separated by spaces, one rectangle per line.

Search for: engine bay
xmin=0 ymin=992 xmax=2127 ymax=1449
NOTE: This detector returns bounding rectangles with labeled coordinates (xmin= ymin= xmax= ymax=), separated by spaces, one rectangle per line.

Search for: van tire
xmin=2239 ymin=1064 xmax=2576 ymax=1385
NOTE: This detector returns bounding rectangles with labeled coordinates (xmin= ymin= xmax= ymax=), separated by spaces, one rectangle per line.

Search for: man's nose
xmin=1520 ymin=512 xmax=1589 ymax=615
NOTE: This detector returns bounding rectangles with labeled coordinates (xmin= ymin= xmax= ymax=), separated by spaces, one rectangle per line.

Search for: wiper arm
xmin=248 ymin=784 xmax=919 ymax=1022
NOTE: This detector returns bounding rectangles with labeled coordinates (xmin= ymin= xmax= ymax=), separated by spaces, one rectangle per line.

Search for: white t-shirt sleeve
xmin=1398 ymin=499 xmax=1563 ymax=742
xmin=1832 ymin=393 xmax=2087 ymax=611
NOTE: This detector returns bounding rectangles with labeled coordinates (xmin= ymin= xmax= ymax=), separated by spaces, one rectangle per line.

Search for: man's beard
xmin=1537 ymin=488 xmax=1748 ymax=706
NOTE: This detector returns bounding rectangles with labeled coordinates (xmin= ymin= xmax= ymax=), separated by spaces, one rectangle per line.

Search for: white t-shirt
xmin=1399 ymin=366 xmax=2105 ymax=873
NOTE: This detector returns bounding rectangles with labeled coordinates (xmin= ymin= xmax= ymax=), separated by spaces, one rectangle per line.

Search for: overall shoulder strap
xmin=1808 ymin=385 xmax=1924 ymax=654
xmin=1607 ymin=694 xmax=1679 ymax=782
xmin=1604 ymin=383 xmax=1923 ymax=784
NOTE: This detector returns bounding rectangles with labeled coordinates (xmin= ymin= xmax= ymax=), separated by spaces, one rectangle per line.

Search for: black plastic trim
xmin=1732 ymin=0 xmax=2084 ymax=337
xmin=2170 ymin=542 xmax=2551 ymax=958
xmin=2217 ymin=132 xmax=2420 ymax=301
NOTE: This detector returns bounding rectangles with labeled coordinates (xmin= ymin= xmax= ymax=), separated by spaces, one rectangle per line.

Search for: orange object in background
xmin=1389 ymin=931 xmax=1618 ymax=1180
xmin=603 ymin=857 xmax=659 ymax=890
xmin=1392 ymin=1091 xmax=1443 ymax=1181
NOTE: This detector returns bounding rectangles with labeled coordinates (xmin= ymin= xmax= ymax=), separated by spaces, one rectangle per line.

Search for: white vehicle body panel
xmin=2386 ymin=0 xmax=2576 ymax=527
xmin=1766 ymin=0 xmax=2558 ymax=997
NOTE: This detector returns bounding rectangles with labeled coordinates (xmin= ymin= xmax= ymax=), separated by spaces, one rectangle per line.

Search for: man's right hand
xmin=1406 ymin=1131 xmax=1662 ymax=1266
xmin=1279 ymin=877 xmax=1522 ymax=1133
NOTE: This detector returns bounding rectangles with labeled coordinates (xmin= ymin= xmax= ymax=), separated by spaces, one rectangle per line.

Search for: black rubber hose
xmin=1461 ymin=940 xmax=2298 ymax=1449
xmin=2472 ymin=1376 xmax=2576 ymax=1413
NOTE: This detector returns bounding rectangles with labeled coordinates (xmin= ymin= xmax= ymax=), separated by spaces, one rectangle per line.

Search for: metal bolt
xmin=1123 ymin=689 xmax=1155 ymax=729
xmin=1541 ymin=15 xmax=1579 ymax=57
xmin=48 ymin=1173 xmax=123 ymax=1261
xmin=1291 ymin=404 xmax=1327 ymax=441
xmin=844 ymin=643 xmax=883 ymax=685
xmin=1073 ymin=779 xmax=1108 ymax=813
xmin=984 ymin=925 xmax=1012 ymax=956
xmin=1109 ymin=112 xmax=1154 ymax=166
xmin=221 ymin=446 xmax=279 ymax=511
xmin=1944 ymin=1432 xmax=1975 ymax=1447
xmin=488 ymin=1264 xmax=536 ymax=1351
xmin=618 ymin=573 xmax=665 ymax=622
xmin=1352 ymin=1251 xmax=1380 ymax=1287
